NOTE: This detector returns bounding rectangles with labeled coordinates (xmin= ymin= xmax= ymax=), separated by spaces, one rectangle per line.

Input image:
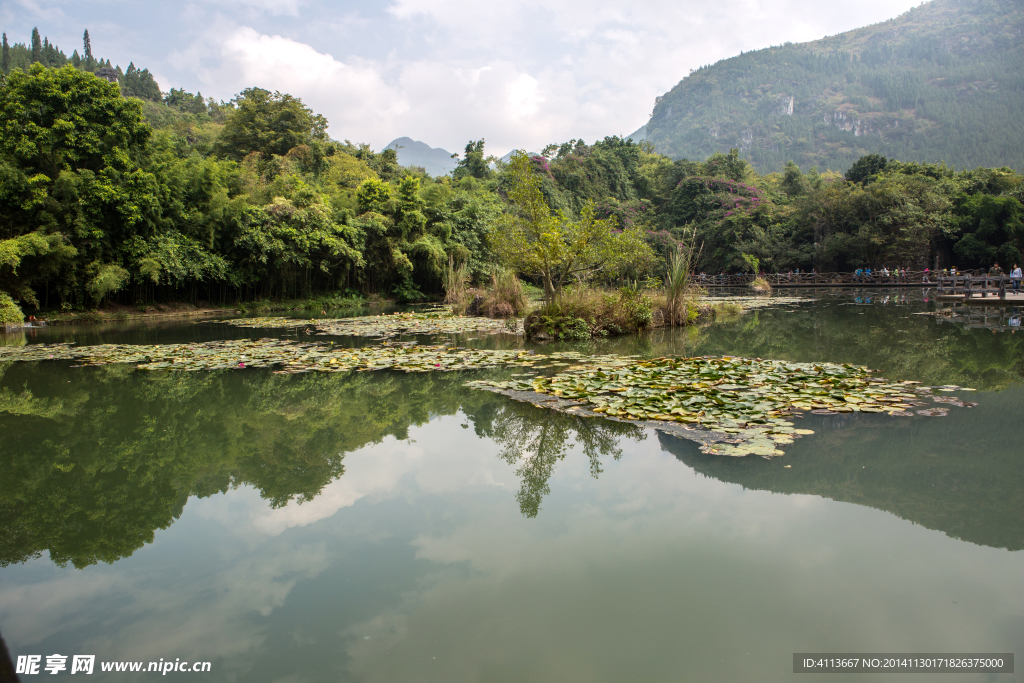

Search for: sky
xmin=1 ymin=0 xmax=921 ymax=156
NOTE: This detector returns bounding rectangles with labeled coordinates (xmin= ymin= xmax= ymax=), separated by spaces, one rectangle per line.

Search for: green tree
xmin=2 ymin=33 xmax=10 ymax=74
xmin=952 ymin=194 xmax=1024 ymax=268
xmin=355 ymin=177 xmax=390 ymax=215
xmin=0 ymin=64 xmax=151 ymax=179
xmin=119 ymin=62 xmax=161 ymax=101
xmin=0 ymin=64 xmax=158 ymax=307
xmin=82 ymin=29 xmax=92 ymax=69
xmin=30 ymin=28 xmax=41 ymax=64
xmin=846 ymin=154 xmax=889 ymax=185
xmin=491 ymin=151 xmax=653 ymax=301
xmin=453 ymin=139 xmax=492 ymax=180
xmin=215 ymin=87 xmax=328 ymax=160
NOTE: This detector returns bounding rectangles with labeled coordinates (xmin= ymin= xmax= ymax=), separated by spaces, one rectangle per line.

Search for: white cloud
xmin=155 ymin=0 xmax=923 ymax=155
xmin=5 ymin=0 xmax=925 ymax=155
xmin=178 ymin=25 xmax=563 ymax=153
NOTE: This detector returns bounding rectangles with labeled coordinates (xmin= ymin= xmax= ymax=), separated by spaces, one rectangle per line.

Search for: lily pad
xmin=211 ymin=309 xmax=522 ymax=339
xmin=468 ymin=355 xmax=971 ymax=459
xmin=1 ymin=342 xmax=973 ymax=461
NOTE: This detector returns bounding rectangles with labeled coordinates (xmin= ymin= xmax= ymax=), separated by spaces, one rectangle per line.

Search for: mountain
xmin=645 ymin=0 xmax=1024 ymax=173
xmin=625 ymin=124 xmax=646 ymax=142
xmin=499 ymin=149 xmax=542 ymax=163
xmin=384 ymin=137 xmax=456 ymax=176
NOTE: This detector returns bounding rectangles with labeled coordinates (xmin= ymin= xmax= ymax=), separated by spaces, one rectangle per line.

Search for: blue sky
xmin=2 ymin=0 xmax=920 ymax=155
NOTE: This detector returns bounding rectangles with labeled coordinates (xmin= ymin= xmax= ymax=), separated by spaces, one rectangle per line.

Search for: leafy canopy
xmin=491 ymin=151 xmax=653 ymax=300
xmin=215 ymin=87 xmax=328 ymax=160
xmin=0 ymin=63 xmax=151 ymax=179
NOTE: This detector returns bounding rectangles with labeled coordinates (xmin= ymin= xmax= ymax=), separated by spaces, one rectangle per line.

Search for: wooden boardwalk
xmin=934 ymin=274 xmax=1024 ymax=304
xmin=698 ymin=271 xmax=1024 ymax=295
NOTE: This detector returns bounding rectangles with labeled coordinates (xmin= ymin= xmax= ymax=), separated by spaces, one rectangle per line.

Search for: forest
xmin=0 ymin=28 xmax=1022 ymax=322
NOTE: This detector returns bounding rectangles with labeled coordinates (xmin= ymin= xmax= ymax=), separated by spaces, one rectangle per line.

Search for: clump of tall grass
xmin=711 ymin=301 xmax=743 ymax=316
xmin=662 ymin=229 xmax=704 ymax=325
xmin=443 ymin=256 xmax=471 ymax=305
xmin=482 ymin=268 xmax=528 ymax=317
xmin=452 ymin=267 xmax=528 ymax=318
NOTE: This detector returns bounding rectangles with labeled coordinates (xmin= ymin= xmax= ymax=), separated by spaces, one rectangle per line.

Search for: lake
xmin=1 ymin=289 xmax=1022 ymax=682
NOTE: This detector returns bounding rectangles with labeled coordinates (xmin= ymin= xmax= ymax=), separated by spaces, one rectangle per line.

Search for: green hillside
xmin=645 ymin=0 xmax=1024 ymax=173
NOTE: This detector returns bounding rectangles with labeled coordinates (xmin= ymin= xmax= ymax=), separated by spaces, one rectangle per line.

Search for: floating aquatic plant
xmin=212 ymin=310 xmax=522 ymax=339
xmin=466 ymin=356 xmax=976 ymax=458
xmin=0 ymin=339 xmax=539 ymax=374
xmin=702 ymin=295 xmax=810 ymax=310
xmin=0 ymin=341 xmax=975 ymax=459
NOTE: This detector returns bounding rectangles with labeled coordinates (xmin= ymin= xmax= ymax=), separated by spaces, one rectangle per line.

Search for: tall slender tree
xmin=31 ymin=27 xmax=42 ymax=63
xmin=2 ymin=33 xmax=10 ymax=74
xmin=83 ymin=29 xmax=92 ymax=68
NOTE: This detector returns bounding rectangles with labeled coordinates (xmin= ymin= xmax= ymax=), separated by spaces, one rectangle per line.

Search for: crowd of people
xmin=690 ymin=263 xmax=1023 ymax=289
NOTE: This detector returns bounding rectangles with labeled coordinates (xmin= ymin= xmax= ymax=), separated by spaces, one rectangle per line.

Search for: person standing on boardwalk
xmin=1011 ymin=264 xmax=1022 ymax=292
xmin=989 ymin=262 xmax=1004 ymax=276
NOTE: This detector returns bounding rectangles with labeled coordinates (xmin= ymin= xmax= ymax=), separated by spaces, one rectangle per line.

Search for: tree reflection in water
xmin=482 ymin=400 xmax=645 ymax=517
xmin=5 ymin=290 xmax=1024 ymax=569
xmin=0 ymin=361 xmax=645 ymax=568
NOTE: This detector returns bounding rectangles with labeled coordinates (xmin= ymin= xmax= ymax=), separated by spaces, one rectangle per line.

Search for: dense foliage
xmin=0 ymin=29 xmax=1021 ymax=312
xmin=645 ymin=0 xmax=1024 ymax=173
xmin=510 ymin=142 xmax=1023 ymax=275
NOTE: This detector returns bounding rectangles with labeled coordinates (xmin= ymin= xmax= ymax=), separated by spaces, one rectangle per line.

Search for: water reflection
xmin=934 ymin=302 xmax=1024 ymax=333
xmin=0 ymin=363 xmax=644 ymax=567
xmin=0 ymin=364 xmax=454 ymax=567
xmin=482 ymin=401 xmax=644 ymax=517
xmin=3 ymin=289 xmax=1024 ymax=572
xmin=2 ymin=295 xmax=1023 ymax=682
xmin=592 ymin=289 xmax=1024 ymax=390
xmin=658 ymin=382 xmax=1024 ymax=551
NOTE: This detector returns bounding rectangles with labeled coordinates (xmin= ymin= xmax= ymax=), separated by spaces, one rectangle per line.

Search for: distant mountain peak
xmin=385 ymin=138 xmax=456 ymax=176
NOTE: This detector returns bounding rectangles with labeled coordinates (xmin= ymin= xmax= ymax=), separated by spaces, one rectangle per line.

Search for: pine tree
xmin=31 ymin=27 xmax=41 ymax=64
xmin=83 ymin=29 xmax=92 ymax=68
xmin=2 ymin=33 xmax=10 ymax=74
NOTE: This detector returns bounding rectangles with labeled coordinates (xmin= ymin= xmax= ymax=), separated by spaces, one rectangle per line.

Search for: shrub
xmin=617 ymin=286 xmax=653 ymax=329
xmin=750 ymin=275 xmax=772 ymax=294
xmin=0 ymin=292 xmax=25 ymax=327
xmin=455 ymin=269 xmax=528 ymax=318
xmin=309 ymin=291 xmax=366 ymax=310
xmin=523 ymin=285 xmax=653 ymax=340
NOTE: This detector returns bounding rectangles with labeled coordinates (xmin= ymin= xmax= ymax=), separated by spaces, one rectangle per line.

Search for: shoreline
xmin=10 ymin=297 xmax=392 ymax=329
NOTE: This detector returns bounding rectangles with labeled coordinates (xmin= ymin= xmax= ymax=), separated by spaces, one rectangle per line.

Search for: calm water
xmin=1 ymin=290 xmax=1022 ymax=682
